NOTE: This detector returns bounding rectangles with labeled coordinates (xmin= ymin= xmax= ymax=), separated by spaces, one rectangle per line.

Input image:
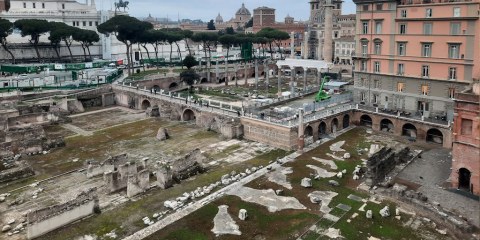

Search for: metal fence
xmin=357 ymin=104 xmax=449 ymax=126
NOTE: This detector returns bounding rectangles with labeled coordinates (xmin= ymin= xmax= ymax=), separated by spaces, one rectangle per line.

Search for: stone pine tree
xmin=207 ymin=20 xmax=216 ymax=30
xmin=218 ymin=34 xmax=236 ymax=86
xmin=73 ymin=29 xmax=100 ymax=62
xmin=0 ymin=19 xmax=15 ymax=63
xmin=47 ymin=22 xmax=63 ymax=61
xmin=137 ymin=30 xmax=155 ymax=65
xmin=151 ymin=30 xmax=167 ymax=69
xmin=181 ymin=30 xmax=194 ymax=55
xmin=97 ymin=15 xmax=153 ymax=76
xmin=14 ymin=19 xmax=50 ymax=62
xmin=191 ymin=32 xmax=218 ymax=82
xmin=49 ymin=22 xmax=76 ymax=62
xmin=180 ymin=69 xmax=200 ymax=93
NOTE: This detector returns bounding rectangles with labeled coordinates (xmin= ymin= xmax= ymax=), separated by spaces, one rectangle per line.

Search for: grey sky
xmin=98 ymin=0 xmax=356 ymax=22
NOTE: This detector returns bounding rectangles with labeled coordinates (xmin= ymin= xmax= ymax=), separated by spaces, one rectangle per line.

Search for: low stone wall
xmin=7 ymin=112 xmax=60 ymax=129
xmin=157 ymin=167 xmax=173 ymax=189
xmin=87 ymin=154 xmax=129 ymax=178
xmin=103 ymin=161 xmax=147 ymax=194
xmin=79 ymin=96 xmax=102 ymax=109
xmin=27 ymin=188 xmax=99 ymax=239
xmin=0 ymin=161 xmax=35 ymax=183
xmin=5 ymin=125 xmax=45 ymax=142
xmin=364 ymin=146 xmax=410 ymax=186
xmin=0 ymin=138 xmax=43 ymax=159
xmin=102 ymin=93 xmax=115 ymax=106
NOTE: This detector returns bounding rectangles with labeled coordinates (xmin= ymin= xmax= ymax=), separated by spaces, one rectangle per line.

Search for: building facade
xmin=352 ymin=0 xmax=479 ymax=121
xmin=334 ymin=36 xmax=355 ymax=64
xmin=452 ymin=82 xmax=479 ymax=195
xmin=252 ymin=7 xmax=307 ymax=54
xmin=303 ymin=0 xmax=357 ymax=60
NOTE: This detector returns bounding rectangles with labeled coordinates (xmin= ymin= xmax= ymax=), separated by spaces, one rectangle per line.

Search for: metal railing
xmin=357 ymin=104 xmax=449 ymax=126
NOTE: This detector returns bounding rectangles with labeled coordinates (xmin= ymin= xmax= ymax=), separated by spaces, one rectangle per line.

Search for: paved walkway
xmin=69 ymin=106 xmax=143 ymax=118
xmin=396 ymin=148 xmax=479 ymax=227
xmin=62 ymin=124 xmax=93 ymax=136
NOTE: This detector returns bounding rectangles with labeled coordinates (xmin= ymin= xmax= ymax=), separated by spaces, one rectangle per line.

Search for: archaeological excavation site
xmin=0 ymin=59 xmax=478 ymax=240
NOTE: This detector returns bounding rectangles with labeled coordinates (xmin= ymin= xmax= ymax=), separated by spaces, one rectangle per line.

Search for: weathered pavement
xmin=396 ymin=148 xmax=479 ymax=227
xmin=122 ymin=126 xmax=355 ymax=240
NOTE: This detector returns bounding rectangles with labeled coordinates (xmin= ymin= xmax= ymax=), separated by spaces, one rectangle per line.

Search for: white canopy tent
xmin=275 ymin=59 xmax=332 ymax=72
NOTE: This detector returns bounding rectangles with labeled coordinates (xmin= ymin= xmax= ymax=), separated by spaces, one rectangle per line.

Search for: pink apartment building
xmin=352 ymin=0 xmax=479 ymax=125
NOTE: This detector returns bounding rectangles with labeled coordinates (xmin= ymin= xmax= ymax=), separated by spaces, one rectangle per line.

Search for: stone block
xmin=366 ymin=210 xmax=372 ymax=219
xmin=301 ymin=178 xmax=312 ymax=188
xmin=156 ymin=127 xmax=170 ymax=141
xmin=238 ymin=209 xmax=248 ymax=220
xmin=380 ymin=206 xmax=390 ymax=217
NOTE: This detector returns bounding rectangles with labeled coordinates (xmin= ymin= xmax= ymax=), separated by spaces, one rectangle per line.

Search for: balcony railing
xmin=357 ymin=105 xmax=449 ymax=126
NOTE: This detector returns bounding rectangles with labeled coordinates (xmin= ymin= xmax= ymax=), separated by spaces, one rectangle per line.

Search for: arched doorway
xmin=426 ymin=128 xmax=443 ymax=145
xmin=331 ymin=118 xmax=339 ymax=133
xmin=360 ymin=115 xmax=373 ymax=128
xmin=232 ymin=76 xmax=236 ymax=81
xmin=402 ymin=123 xmax=417 ymax=139
xmin=380 ymin=119 xmax=394 ymax=133
xmin=182 ymin=109 xmax=195 ymax=121
xmin=261 ymin=71 xmax=264 ymax=76
xmin=343 ymin=115 xmax=350 ymax=128
xmin=169 ymin=82 xmax=178 ymax=90
xmin=305 ymin=126 xmax=313 ymax=137
xmin=219 ymin=77 xmax=225 ymax=83
xmin=201 ymin=78 xmax=208 ymax=83
xmin=141 ymin=100 xmax=151 ymax=110
xmin=251 ymin=72 xmax=255 ymax=78
xmin=318 ymin=122 xmax=327 ymax=137
xmin=458 ymin=168 xmax=471 ymax=191
xmin=152 ymin=85 xmax=161 ymax=92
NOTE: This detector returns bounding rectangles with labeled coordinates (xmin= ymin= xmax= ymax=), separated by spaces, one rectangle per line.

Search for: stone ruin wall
xmin=170 ymin=149 xmax=204 ymax=180
xmin=127 ymin=169 xmax=150 ymax=197
xmin=240 ymin=118 xmax=298 ymax=151
xmin=156 ymin=167 xmax=173 ymax=189
xmin=27 ymin=187 xmax=99 ymax=239
xmin=0 ymin=161 xmax=35 ymax=183
xmin=196 ymin=111 xmax=244 ymax=139
xmin=0 ymin=126 xmax=45 ymax=159
xmin=87 ymin=154 xmax=129 ymax=178
xmin=364 ymin=146 xmax=410 ymax=187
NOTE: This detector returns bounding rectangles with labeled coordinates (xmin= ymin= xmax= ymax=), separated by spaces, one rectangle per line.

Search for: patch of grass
xmin=302 ymin=231 xmax=321 ymax=240
xmin=328 ymin=207 xmax=347 ymax=217
xmin=224 ymin=144 xmax=241 ymax=152
xmin=316 ymin=218 xmax=335 ymax=229
xmin=164 ymin=228 xmax=208 ymax=240
xmin=255 ymin=150 xmax=263 ymax=154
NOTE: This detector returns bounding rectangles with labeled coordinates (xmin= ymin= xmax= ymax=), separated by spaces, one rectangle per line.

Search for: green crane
xmin=315 ymin=76 xmax=331 ymax=102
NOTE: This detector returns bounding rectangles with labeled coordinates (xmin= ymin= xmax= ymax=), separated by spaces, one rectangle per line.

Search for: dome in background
xmin=236 ymin=3 xmax=251 ymax=15
xmin=216 ymin=13 xmax=223 ymax=22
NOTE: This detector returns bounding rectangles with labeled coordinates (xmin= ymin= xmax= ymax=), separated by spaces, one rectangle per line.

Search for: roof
xmin=338 ymin=14 xmax=356 ymax=18
xmin=335 ymin=36 xmax=355 ymax=41
xmin=285 ymin=14 xmax=293 ymax=19
xmin=276 ymin=59 xmax=331 ymax=71
xmin=324 ymin=81 xmax=349 ymax=87
xmin=215 ymin=13 xmax=223 ymax=22
xmin=236 ymin=3 xmax=251 ymax=15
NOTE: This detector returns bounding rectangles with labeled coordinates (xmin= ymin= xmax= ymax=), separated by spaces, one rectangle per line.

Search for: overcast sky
xmin=97 ymin=0 xmax=356 ymax=22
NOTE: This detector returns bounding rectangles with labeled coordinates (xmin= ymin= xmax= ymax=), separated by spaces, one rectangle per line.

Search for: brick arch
xmin=360 ymin=114 xmax=373 ymax=128
xmin=140 ymin=99 xmax=151 ymax=110
xmin=331 ymin=118 xmax=339 ymax=133
xmin=401 ymin=123 xmax=418 ymax=139
xmin=181 ymin=108 xmax=196 ymax=121
xmin=305 ymin=125 xmax=313 ymax=137
xmin=426 ymin=128 xmax=444 ymax=145
xmin=380 ymin=118 xmax=394 ymax=133
xmin=342 ymin=114 xmax=350 ymax=128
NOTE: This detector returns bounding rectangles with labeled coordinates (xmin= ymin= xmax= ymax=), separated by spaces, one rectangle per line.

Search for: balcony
xmin=399 ymin=0 xmax=473 ymax=5
xmin=352 ymin=53 xmax=370 ymax=60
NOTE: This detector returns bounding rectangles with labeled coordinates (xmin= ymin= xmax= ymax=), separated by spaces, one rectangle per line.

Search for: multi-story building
xmin=252 ymin=7 xmax=307 ymax=54
xmin=451 ymin=82 xmax=479 ymax=195
xmin=352 ymin=0 xmax=479 ymax=121
xmin=334 ymin=36 xmax=355 ymax=64
xmin=303 ymin=0 xmax=356 ymax=59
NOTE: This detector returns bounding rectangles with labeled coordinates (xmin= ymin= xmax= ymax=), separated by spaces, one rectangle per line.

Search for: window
xmin=426 ymin=8 xmax=432 ymax=18
xmin=449 ymin=88 xmax=455 ymax=99
xmin=375 ymin=21 xmax=382 ymax=34
xmin=89 ymin=21 xmax=92 ymax=26
xmin=62 ymin=4 xmax=65 ymax=9
xmin=33 ymin=2 xmax=35 ymax=8
xmin=374 ymin=80 xmax=380 ymax=88
xmin=399 ymin=24 xmax=407 ymax=34
xmin=422 ymin=66 xmax=429 ymax=78
xmin=450 ymin=22 xmax=460 ymax=35
xmin=374 ymin=94 xmax=379 ymax=103
xmin=361 ymin=60 xmax=367 ymax=71
xmin=453 ymin=7 xmax=460 ymax=17
xmin=398 ymin=82 xmax=404 ymax=92
xmin=422 ymin=85 xmax=428 ymax=95
xmin=401 ymin=9 xmax=407 ymax=18
xmin=398 ymin=64 xmax=404 ymax=75
xmin=360 ymin=78 xmax=366 ymax=87
xmin=374 ymin=43 xmax=381 ymax=54
xmin=388 ymin=3 xmax=393 ymax=9
xmin=461 ymin=119 xmax=473 ymax=135
xmin=449 ymin=67 xmax=457 ymax=80
xmin=449 ymin=44 xmax=460 ymax=59
xmin=398 ymin=43 xmax=406 ymax=56
xmin=42 ymin=3 xmax=45 ymax=8
xmin=374 ymin=62 xmax=380 ymax=73
xmin=362 ymin=43 xmax=368 ymax=55
xmin=83 ymin=21 xmax=86 ymax=26
xmin=362 ymin=22 xmax=369 ymax=34
xmin=418 ymin=101 xmax=429 ymax=112
xmin=363 ymin=4 xmax=369 ymax=11
xmin=342 ymin=49 xmax=345 ymax=55
xmin=347 ymin=50 xmax=350 ymax=55
xmin=423 ymin=23 xmax=433 ymax=35
xmin=23 ymin=2 xmax=26 ymax=8
xmin=422 ymin=44 xmax=431 ymax=57
xmin=342 ymin=44 xmax=345 ymax=48
xmin=73 ymin=22 xmax=75 ymax=26
xmin=336 ymin=49 xmax=339 ymax=54
xmin=361 ymin=92 xmax=366 ymax=101
xmin=385 ymin=96 xmax=389 ymax=101
xmin=376 ymin=3 xmax=383 ymax=10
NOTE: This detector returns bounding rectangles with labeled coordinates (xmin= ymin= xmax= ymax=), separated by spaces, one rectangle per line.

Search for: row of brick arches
xmin=303 ymin=114 xmax=351 ymax=141
xmin=358 ymin=114 xmax=444 ymax=145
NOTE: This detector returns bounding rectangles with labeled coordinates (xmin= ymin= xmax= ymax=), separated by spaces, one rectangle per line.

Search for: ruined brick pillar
xmin=323 ymin=0 xmax=333 ymax=63
xmin=278 ymin=67 xmax=283 ymax=97
xmin=303 ymin=68 xmax=308 ymax=92
xmin=298 ymin=108 xmax=304 ymax=153
xmin=255 ymin=59 xmax=258 ymax=89
xmin=244 ymin=64 xmax=248 ymax=88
